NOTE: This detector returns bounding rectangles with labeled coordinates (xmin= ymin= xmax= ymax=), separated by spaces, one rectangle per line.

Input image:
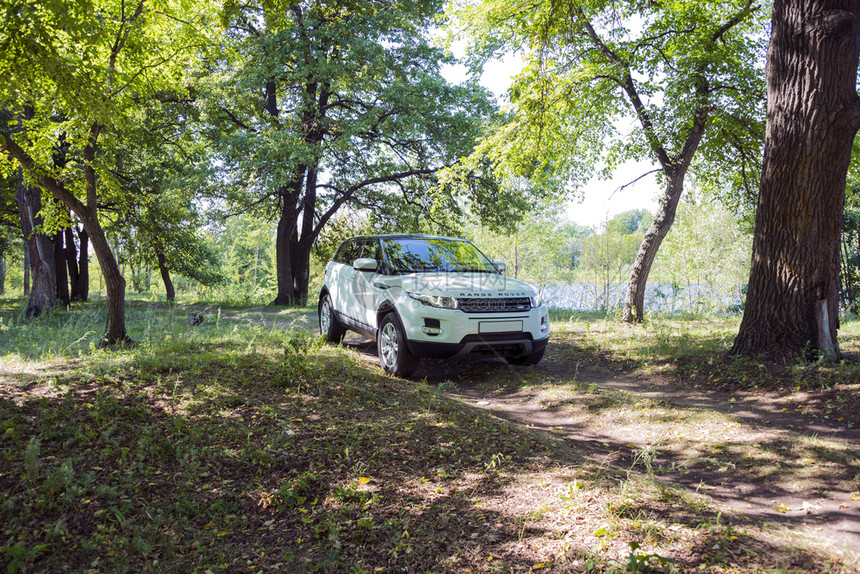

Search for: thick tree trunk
xmin=16 ymin=169 xmax=56 ymax=317
xmin=272 ymin=206 xmax=297 ymax=305
xmin=622 ymin=172 xmax=686 ymax=322
xmin=156 ymin=251 xmax=175 ymax=301
xmin=272 ymin=183 xmax=301 ymax=306
xmin=54 ymin=231 xmax=69 ymax=306
xmin=292 ymin=239 xmax=312 ymax=303
xmin=731 ymin=0 xmax=860 ymax=361
xmin=291 ymin=166 xmax=318 ymax=304
xmin=75 ymin=226 xmax=89 ymax=301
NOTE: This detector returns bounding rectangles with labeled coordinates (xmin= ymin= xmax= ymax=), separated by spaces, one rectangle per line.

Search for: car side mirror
xmin=493 ymin=259 xmax=506 ymax=274
xmin=353 ymin=257 xmax=379 ymax=271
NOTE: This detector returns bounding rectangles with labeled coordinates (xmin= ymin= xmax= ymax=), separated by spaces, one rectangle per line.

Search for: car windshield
xmin=382 ymin=237 xmax=499 ymax=274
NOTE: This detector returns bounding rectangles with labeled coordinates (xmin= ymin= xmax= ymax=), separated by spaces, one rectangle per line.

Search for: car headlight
xmin=529 ymin=294 xmax=542 ymax=308
xmin=408 ymin=293 xmax=459 ymax=309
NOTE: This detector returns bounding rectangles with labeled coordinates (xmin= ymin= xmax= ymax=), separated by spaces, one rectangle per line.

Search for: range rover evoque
xmin=318 ymin=234 xmax=550 ymax=377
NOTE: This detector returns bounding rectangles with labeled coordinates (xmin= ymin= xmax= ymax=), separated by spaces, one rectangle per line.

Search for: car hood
xmin=387 ymin=272 xmax=537 ymax=298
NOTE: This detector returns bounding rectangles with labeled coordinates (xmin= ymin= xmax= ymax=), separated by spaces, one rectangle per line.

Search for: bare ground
xmin=342 ymin=336 xmax=860 ymax=565
xmin=213 ymin=308 xmax=860 ymax=566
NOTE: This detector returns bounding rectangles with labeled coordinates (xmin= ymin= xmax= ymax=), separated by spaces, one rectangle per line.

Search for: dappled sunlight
xmin=0 ymin=305 xmax=857 ymax=571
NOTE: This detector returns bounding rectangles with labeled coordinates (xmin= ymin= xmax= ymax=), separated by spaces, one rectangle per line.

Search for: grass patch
xmin=0 ymin=300 xmax=857 ymax=572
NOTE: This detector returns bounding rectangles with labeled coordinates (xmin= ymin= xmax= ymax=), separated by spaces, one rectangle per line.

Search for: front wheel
xmin=506 ymin=346 xmax=545 ymax=366
xmin=377 ymin=313 xmax=419 ymax=378
xmin=319 ymin=294 xmax=346 ymax=343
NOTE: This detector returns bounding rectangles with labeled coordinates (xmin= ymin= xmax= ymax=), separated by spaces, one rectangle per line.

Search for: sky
xmin=444 ymin=55 xmax=660 ymax=229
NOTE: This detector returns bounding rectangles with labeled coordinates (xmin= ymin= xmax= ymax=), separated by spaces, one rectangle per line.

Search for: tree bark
xmin=0 ymin=256 xmax=5 ymax=294
xmin=75 ymin=226 xmax=89 ymax=301
xmin=1 ymin=123 xmax=128 ymax=345
xmin=82 ymin=125 xmax=129 ymax=346
xmin=54 ymin=230 xmax=69 ymax=306
xmin=622 ymin=171 xmax=686 ymax=322
xmin=156 ymin=250 xmax=175 ymax=301
xmin=731 ymin=0 xmax=860 ymax=361
xmin=272 ymin=182 xmax=301 ymax=306
xmin=16 ymin=168 xmax=56 ymax=317
xmin=65 ymin=226 xmax=80 ymax=301
xmin=23 ymin=247 xmax=30 ymax=295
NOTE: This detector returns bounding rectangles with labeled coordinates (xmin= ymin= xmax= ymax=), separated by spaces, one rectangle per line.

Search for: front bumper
xmin=408 ymin=332 xmax=549 ymax=360
xmin=398 ymin=300 xmax=550 ymax=360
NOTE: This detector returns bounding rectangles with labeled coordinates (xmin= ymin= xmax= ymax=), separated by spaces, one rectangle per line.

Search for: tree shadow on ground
xmin=342 ymin=332 xmax=860 ymax=564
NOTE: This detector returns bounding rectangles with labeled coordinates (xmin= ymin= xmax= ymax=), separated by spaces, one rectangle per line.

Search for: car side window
xmin=333 ymin=241 xmax=351 ymax=264
xmin=360 ymin=239 xmax=382 ymax=270
xmin=344 ymin=240 xmax=364 ymax=266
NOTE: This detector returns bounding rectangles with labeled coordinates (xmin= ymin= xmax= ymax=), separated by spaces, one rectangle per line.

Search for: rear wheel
xmin=377 ymin=313 xmax=419 ymax=377
xmin=506 ymin=346 xmax=545 ymax=366
xmin=319 ymin=294 xmax=346 ymax=343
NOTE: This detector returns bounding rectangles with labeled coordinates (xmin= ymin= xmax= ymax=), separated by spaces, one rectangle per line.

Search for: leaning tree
xmin=452 ymin=0 xmax=767 ymax=322
xmin=0 ymin=0 xmax=214 ymax=345
xmin=731 ymin=0 xmax=860 ymax=361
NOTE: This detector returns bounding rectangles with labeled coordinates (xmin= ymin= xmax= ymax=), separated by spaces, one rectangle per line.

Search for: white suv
xmin=318 ymin=234 xmax=550 ymax=377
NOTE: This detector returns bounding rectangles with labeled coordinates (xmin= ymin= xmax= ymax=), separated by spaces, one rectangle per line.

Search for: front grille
xmin=457 ymin=297 xmax=532 ymax=313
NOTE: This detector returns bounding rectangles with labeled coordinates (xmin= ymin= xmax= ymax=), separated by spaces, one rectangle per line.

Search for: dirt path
xmin=220 ymin=309 xmax=860 ymax=563
xmin=346 ymin=339 xmax=860 ymax=563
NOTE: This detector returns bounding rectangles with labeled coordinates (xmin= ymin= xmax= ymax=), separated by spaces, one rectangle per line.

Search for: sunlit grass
xmin=0 ymin=299 xmax=857 ymax=572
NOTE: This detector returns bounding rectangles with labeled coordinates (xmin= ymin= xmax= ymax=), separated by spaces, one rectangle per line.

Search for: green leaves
xmin=205 ymin=0 xmax=499 ymax=241
xmin=450 ymin=0 xmax=768 ymax=203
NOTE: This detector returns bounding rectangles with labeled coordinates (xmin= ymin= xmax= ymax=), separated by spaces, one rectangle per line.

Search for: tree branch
xmin=220 ymin=108 xmax=258 ymax=133
xmin=570 ymin=5 xmax=672 ymax=169
xmin=313 ymin=167 xmax=442 ymax=240
xmin=609 ymin=169 xmax=662 ymax=199
xmin=0 ymin=128 xmax=87 ymax=218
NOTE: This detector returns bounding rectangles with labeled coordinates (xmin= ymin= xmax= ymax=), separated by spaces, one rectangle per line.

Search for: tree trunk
xmin=81 ymin=208 xmax=129 ymax=346
xmin=0 ymin=256 xmax=5 ymax=294
xmin=156 ymin=251 xmax=175 ymax=301
xmin=617 ymin=94 xmax=709 ymax=323
xmin=23 ymin=247 xmax=30 ymax=295
xmin=16 ymin=168 xmax=56 ymax=317
xmin=622 ymin=174 xmax=684 ymax=322
xmin=731 ymin=0 xmax=860 ymax=361
xmin=272 ymin=184 xmax=300 ymax=305
xmin=54 ymin=230 xmax=69 ymax=306
xmin=65 ymin=226 xmax=81 ymax=301
xmin=622 ymin=171 xmax=688 ymax=322
xmin=292 ymin=237 xmax=312 ymax=304
xmin=76 ymin=226 xmax=89 ymax=301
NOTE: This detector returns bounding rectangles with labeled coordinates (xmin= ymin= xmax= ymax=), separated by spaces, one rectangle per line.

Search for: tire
xmin=377 ymin=312 xmax=419 ymax=378
xmin=319 ymin=294 xmax=346 ymax=343
xmin=506 ymin=346 xmax=545 ymax=366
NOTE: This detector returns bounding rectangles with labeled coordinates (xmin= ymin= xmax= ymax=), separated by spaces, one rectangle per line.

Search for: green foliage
xmin=108 ymin=96 xmax=223 ymax=292
xmin=197 ymin=215 xmax=277 ymax=305
xmin=580 ymin=211 xmax=646 ymax=311
xmin=1 ymin=0 xmax=217 ymax=201
xmin=465 ymin=201 xmax=589 ymax=284
xmin=450 ymin=0 xmax=767 ymax=210
xmin=653 ymin=195 xmax=752 ymax=314
xmin=841 ymin=143 xmax=860 ymax=316
xmin=201 ymin=0 xmax=499 ymax=296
